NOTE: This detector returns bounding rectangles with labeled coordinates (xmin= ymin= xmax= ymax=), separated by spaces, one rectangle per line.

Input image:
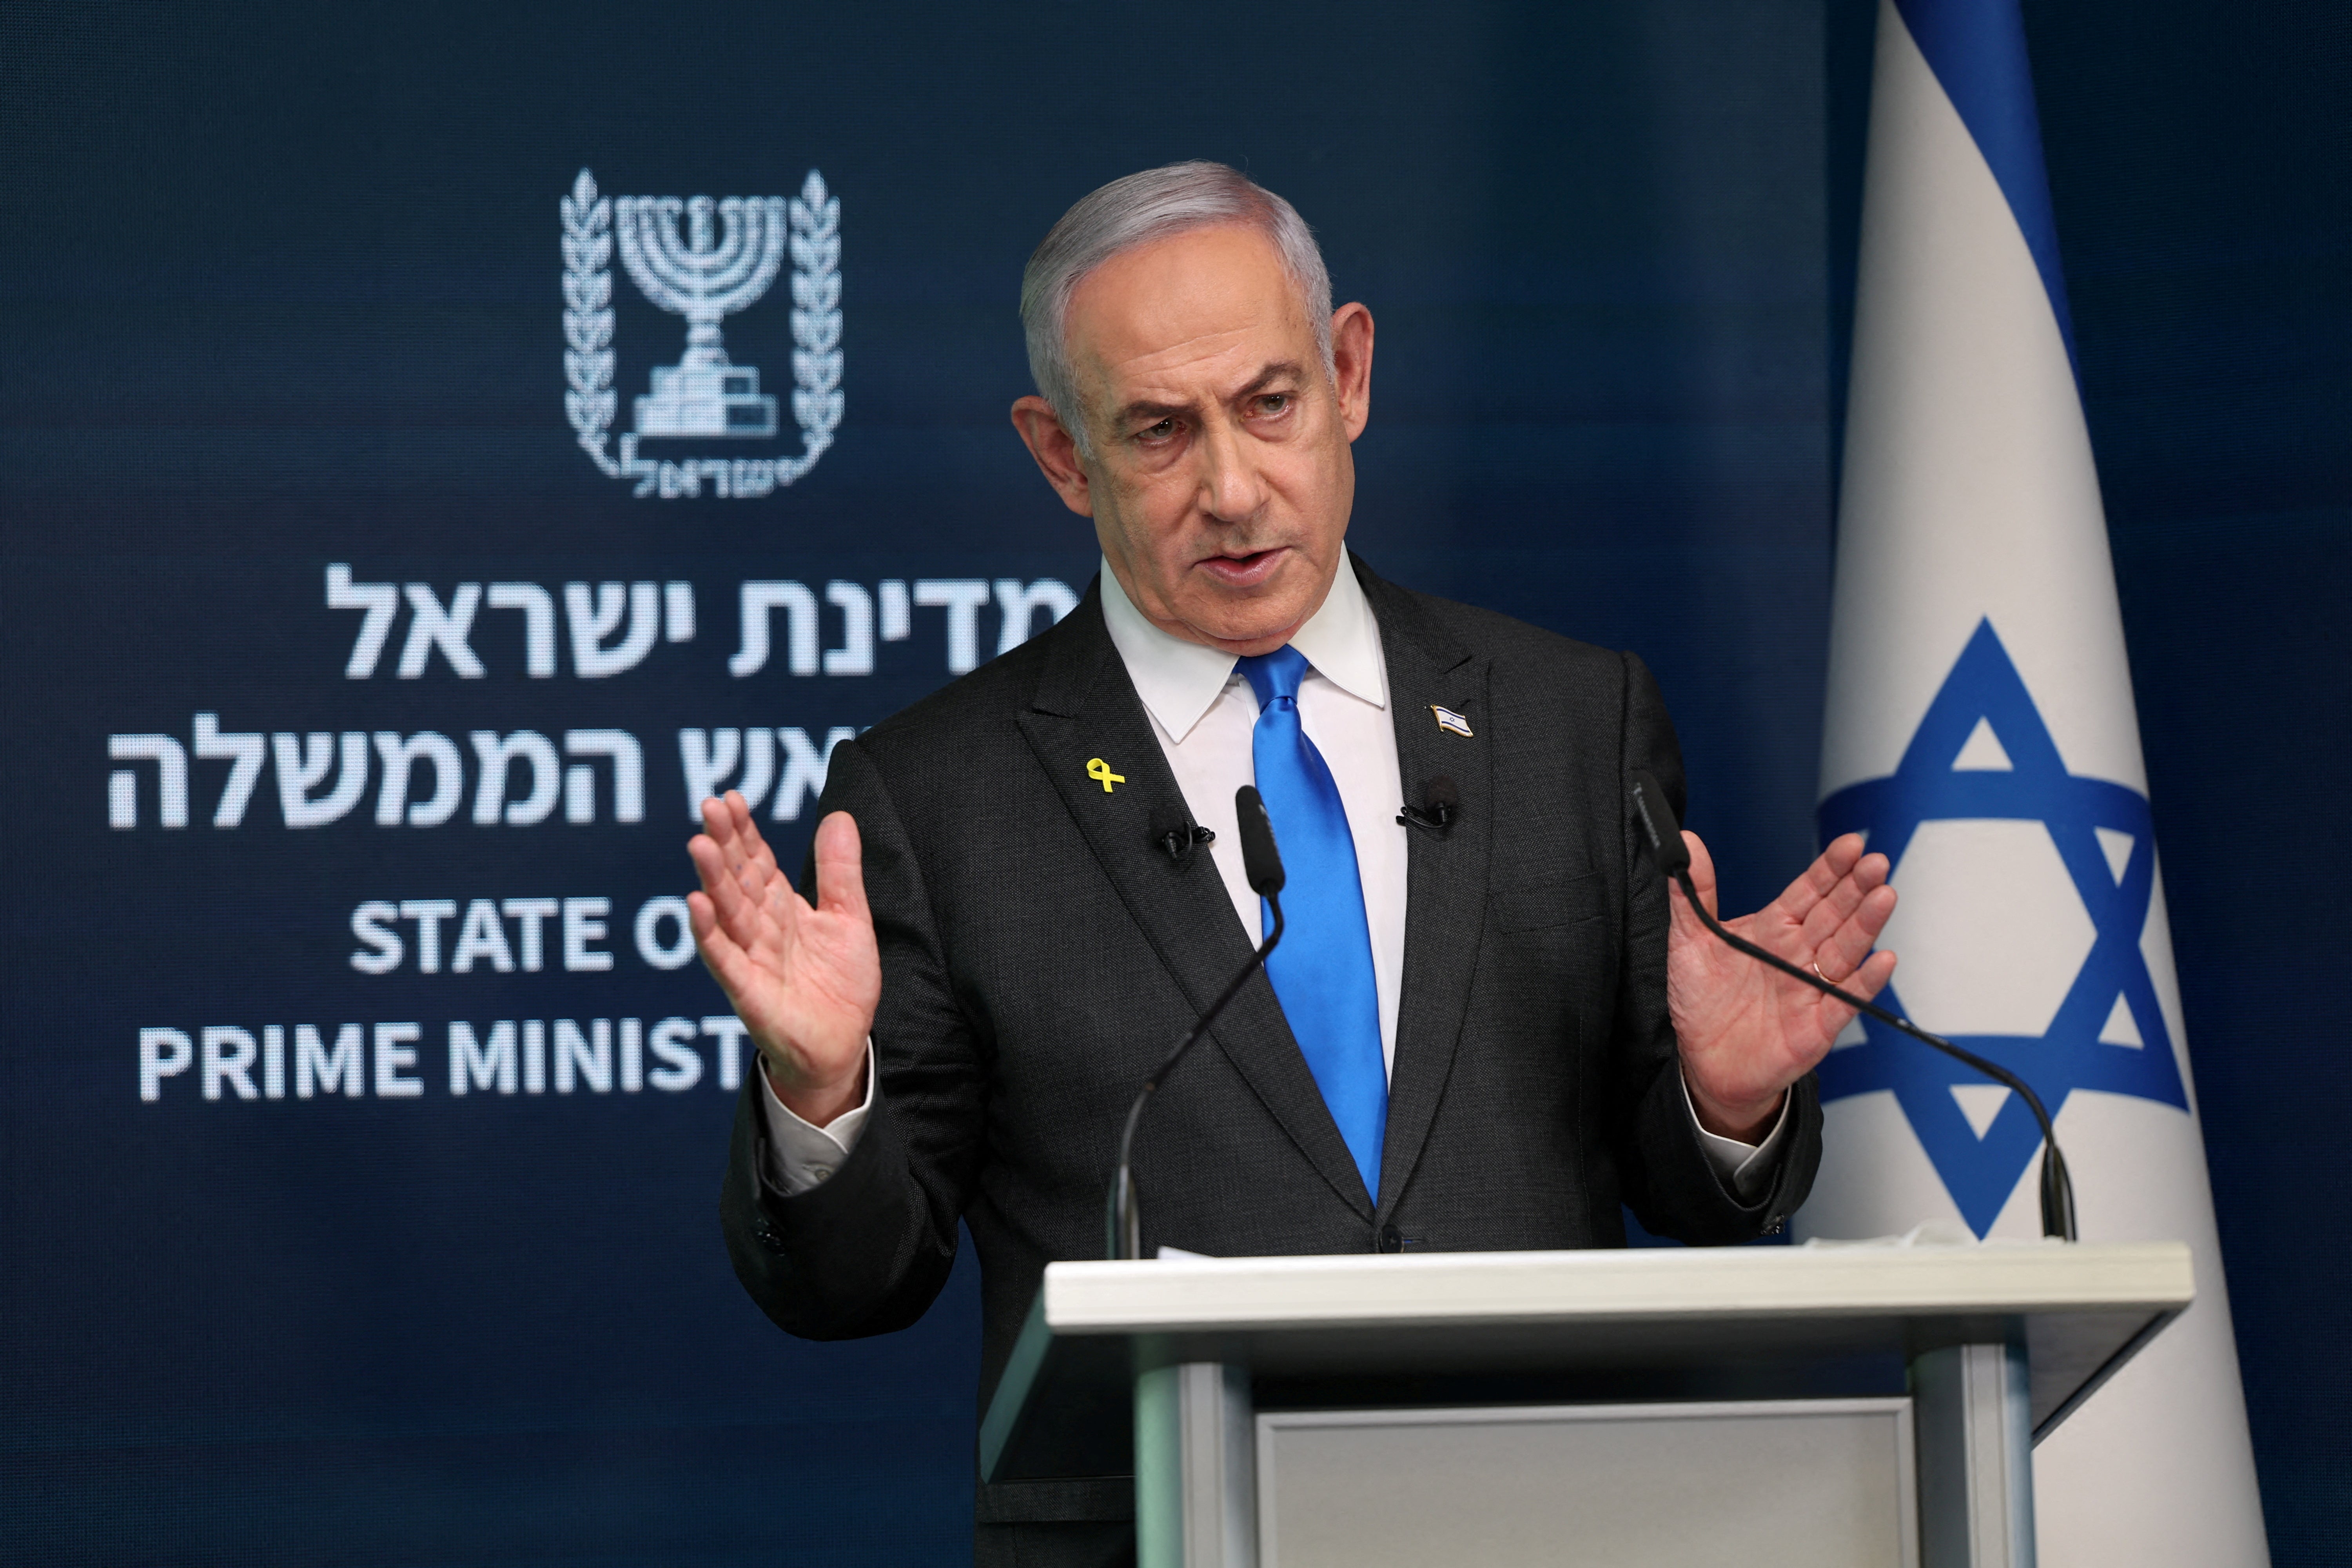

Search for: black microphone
xmin=1151 ymin=816 xmax=1216 ymax=864
xmin=1626 ymin=769 xmax=2078 ymax=1242
xmin=1108 ymin=786 xmax=1286 ymax=1259
xmin=1397 ymin=775 xmax=1460 ymax=833
xmin=1234 ymin=785 xmax=1284 ymax=895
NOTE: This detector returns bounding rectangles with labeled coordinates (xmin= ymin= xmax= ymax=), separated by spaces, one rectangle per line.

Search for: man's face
xmin=1011 ymin=224 xmax=1374 ymax=655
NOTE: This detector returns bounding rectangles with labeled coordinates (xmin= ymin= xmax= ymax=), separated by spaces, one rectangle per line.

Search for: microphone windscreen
xmin=1235 ymin=786 xmax=1286 ymax=895
xmin=1424 ymin=775 xmax=1460 ymax=815
xmin=1628 ymin=770 xmax=1691 ymax=876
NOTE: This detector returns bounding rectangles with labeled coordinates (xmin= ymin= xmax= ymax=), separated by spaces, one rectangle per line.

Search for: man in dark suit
xmin=687 ymin=163 xmax=1898 ymax=1566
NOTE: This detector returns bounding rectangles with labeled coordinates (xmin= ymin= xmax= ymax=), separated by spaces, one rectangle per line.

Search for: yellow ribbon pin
xmin=1086 ymin=757 xmax=1126 ymax=793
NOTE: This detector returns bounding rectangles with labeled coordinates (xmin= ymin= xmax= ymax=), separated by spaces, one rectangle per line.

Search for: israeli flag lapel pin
xmin=1430 ymin=705 xmax=1473 ymax=738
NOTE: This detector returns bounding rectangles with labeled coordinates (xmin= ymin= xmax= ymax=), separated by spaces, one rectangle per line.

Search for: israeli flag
xmin=1804 ymin=2 xmax=2269 ymax=1561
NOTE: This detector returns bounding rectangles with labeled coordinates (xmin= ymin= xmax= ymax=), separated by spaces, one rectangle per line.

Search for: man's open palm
xmin=687 ymin=795 xmax=880 ymax=1125
xmin=1667 ymin=831 xmax=1898 ymax=1140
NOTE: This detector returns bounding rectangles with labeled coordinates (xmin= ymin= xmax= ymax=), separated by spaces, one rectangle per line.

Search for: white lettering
xmin=619 ymin=1017 xmax=644 ymax=1092
xmin=915 ymin=579 xmax=991 ymax=673
xmin=108 ymin=734 xmax=189 ymax=829
xmin=731 ymin=581 xmax=818 ymax=677
xmin=566 ymin=581 xmax=660 ymax=678
xmin=554 ymin=1017 xmax=611 ymax=1093
xmin=563 ymin=897 xmax=612 ymax=972
xmin=374 ymin=1022 xmax=423 ymax=1097
xmin=503 ymin=898 xmax=559 ymax=972
xmin=634 ymin=895 xmax=696 ymax=970
xmin=135 ymin=1014 xmax=745 ymax=1105
xmin=139 ymin=1027 xmax=193 ymax=1101
xmin=878 ymin=579 xmax=911 ymax=641
xmin=399 ymin=898 xmax=459 ymax=974
xmin=470 ymin=730 xmax=561 ymax=825
xmin=296 ymin=1023 xmax=365 ymax=1098
xmin=824 ymin=581 xmax=874 ymax=675
xmin=679 ymin=727 xmax=773 ymax=817
xmin=679 ymin=727 xmax=734 ymax=813
xmin=201 ymin=1025 xmax=260 ymax=1101
xmin=327 ymin=564 xmax=399 ymax=678
xmin=193 ymin=713 xmax=265 ymax=827
xmin=994 ymin=578 xmax=1079 ymax=655
xmin=398 ymin=583 xmax=486 ymax=679
xmin=773 ymin=726 xmax=857 ymax=822
xmin=648 ymin=1017 xmax=702 ymax=1091
xmin=562 ymin=729 xmax=644 ymax=824
xmin=486 ymin=582 xmax=558 ymax=677
xmin=373 ymin=731 xmax=465 ymax=827
xmin=274 ymin=731 xmax=369 ymax=828
xmin=702 ymin=1014 xmax=750 ymax=1091
xmin=350 ymin=901 xmax=403 ymax=973
xmin=450 ymin=1019 xmax=517 ymax=1094
xmin=450 ymin=899 xmax=515 ymax=973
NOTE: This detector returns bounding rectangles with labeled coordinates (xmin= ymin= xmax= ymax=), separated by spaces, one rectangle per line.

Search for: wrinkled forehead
xmin=1062 ymin=224 xmax=1317 ymax=405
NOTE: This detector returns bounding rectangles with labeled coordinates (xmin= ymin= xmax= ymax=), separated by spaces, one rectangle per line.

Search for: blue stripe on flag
xmin=1891 ymin=0 xmax=2080 ymax=374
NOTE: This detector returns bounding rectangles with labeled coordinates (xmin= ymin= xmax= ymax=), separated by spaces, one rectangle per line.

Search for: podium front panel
xmin=1255 ymin=1397 xmax=1917 ymax=1568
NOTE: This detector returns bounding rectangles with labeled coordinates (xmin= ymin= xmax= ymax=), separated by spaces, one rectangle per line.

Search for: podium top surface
xmin=980 ymin=1242 xmax=2192 ymax=1485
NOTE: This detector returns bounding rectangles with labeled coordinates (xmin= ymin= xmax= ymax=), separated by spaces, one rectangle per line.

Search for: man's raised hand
xmin=686 ymin=795 xmax=881 ymax=1127
xmin=1665 ymin=831 xmax=1898 ymax=1142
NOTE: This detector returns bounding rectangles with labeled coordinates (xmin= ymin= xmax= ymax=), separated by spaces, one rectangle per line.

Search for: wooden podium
xmin=979 ymin=1243 xmax=2192 ymax=1568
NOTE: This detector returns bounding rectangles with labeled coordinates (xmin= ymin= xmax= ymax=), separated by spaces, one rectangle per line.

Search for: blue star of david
xmin=1816 ymin=619 xmax=2188 ymax=1235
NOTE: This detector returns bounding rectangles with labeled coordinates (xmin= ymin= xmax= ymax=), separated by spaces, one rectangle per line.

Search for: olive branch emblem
xmin=561 ymin=170 xmax=619 ymax=475
xmin=561 ymin=168 xmax=843 ymax=497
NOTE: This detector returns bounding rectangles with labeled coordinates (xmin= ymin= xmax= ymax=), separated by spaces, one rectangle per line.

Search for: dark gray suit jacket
xmin=719 ymin=557 xmax=1821 ymax=1528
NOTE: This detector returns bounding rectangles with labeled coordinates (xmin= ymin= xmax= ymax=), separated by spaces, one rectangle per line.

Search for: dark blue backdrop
xmin=1 ymin=2 xmax=2341 ymax=1563
xmin=2001 ymin=3 xmax=2350 ymax=1561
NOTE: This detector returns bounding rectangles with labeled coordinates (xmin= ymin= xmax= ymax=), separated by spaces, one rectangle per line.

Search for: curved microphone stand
xmin=1629 ymin=771 xmax=2076 ymax=1242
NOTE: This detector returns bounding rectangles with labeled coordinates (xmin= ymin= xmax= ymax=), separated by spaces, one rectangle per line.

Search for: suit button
xmin=1378 ymin=1225 xmax=1404 ymax=1254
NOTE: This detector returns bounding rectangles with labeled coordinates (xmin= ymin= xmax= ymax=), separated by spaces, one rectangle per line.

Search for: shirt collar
xmin=1098 ymin=550 xmax=1388 ymax=742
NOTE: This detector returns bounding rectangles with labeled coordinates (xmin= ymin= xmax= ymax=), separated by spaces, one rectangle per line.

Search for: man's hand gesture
xmin=1667 ymin=832 xmax=1898 ymax=1142
xmin=687 ymin=794 xmax=880 ymax=1127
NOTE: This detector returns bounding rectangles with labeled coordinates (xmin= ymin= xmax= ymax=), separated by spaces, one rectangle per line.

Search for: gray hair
xmin=1020 ymin=162 xmax=1334 ymax=454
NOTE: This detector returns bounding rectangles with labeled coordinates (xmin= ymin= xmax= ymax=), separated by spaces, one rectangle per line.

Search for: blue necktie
xmin=1236 ymin=646 xmax=1387 ymax=1203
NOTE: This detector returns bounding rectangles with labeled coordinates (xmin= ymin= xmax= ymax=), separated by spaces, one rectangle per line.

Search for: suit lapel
xmin=1015 ymin=585 xmax=1376 ymax=1219
xmin=1359 ymin=563 xmax=1493 ymax=1218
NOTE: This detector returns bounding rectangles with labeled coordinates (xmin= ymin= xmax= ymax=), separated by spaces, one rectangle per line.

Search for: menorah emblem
xmin=613 ymin=194 xmax=789 ymax=438
xmin=563 ymin=169 xmax=842 ymax=497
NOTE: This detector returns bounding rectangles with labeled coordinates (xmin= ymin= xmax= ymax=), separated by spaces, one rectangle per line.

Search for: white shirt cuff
xmin=1681 ymin=1072 xmax=1793 ymax=1205
xmin=758 ymin=1041 xmax=876 ymax=1195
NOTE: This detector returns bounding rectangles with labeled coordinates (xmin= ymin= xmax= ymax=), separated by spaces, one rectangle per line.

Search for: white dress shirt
xmin=762 ymin=554 xmax=1788 ymax=1203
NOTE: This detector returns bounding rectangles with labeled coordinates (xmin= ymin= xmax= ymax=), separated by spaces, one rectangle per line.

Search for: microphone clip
xmin=1397 ymin=800 xmax=1455 ymax=833
xmin=1398 ymin=776 xmax=1461 ymax=835
xmin=1156 ymin=824 xmax=1216 ymax=863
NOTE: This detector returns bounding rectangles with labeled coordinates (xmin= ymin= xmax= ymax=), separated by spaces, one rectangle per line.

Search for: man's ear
xmin=1010 ymin=396 xmax=1095 ymax=517
xmin=1329 ymin=302 xmax=1374 ymax=443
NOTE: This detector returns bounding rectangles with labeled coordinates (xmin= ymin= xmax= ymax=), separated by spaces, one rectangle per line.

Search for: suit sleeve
xmin=719 ymin=736 xmax=989 ymax=1339
xmin=1606 ymin=650 xmax=1823 ymax=1244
